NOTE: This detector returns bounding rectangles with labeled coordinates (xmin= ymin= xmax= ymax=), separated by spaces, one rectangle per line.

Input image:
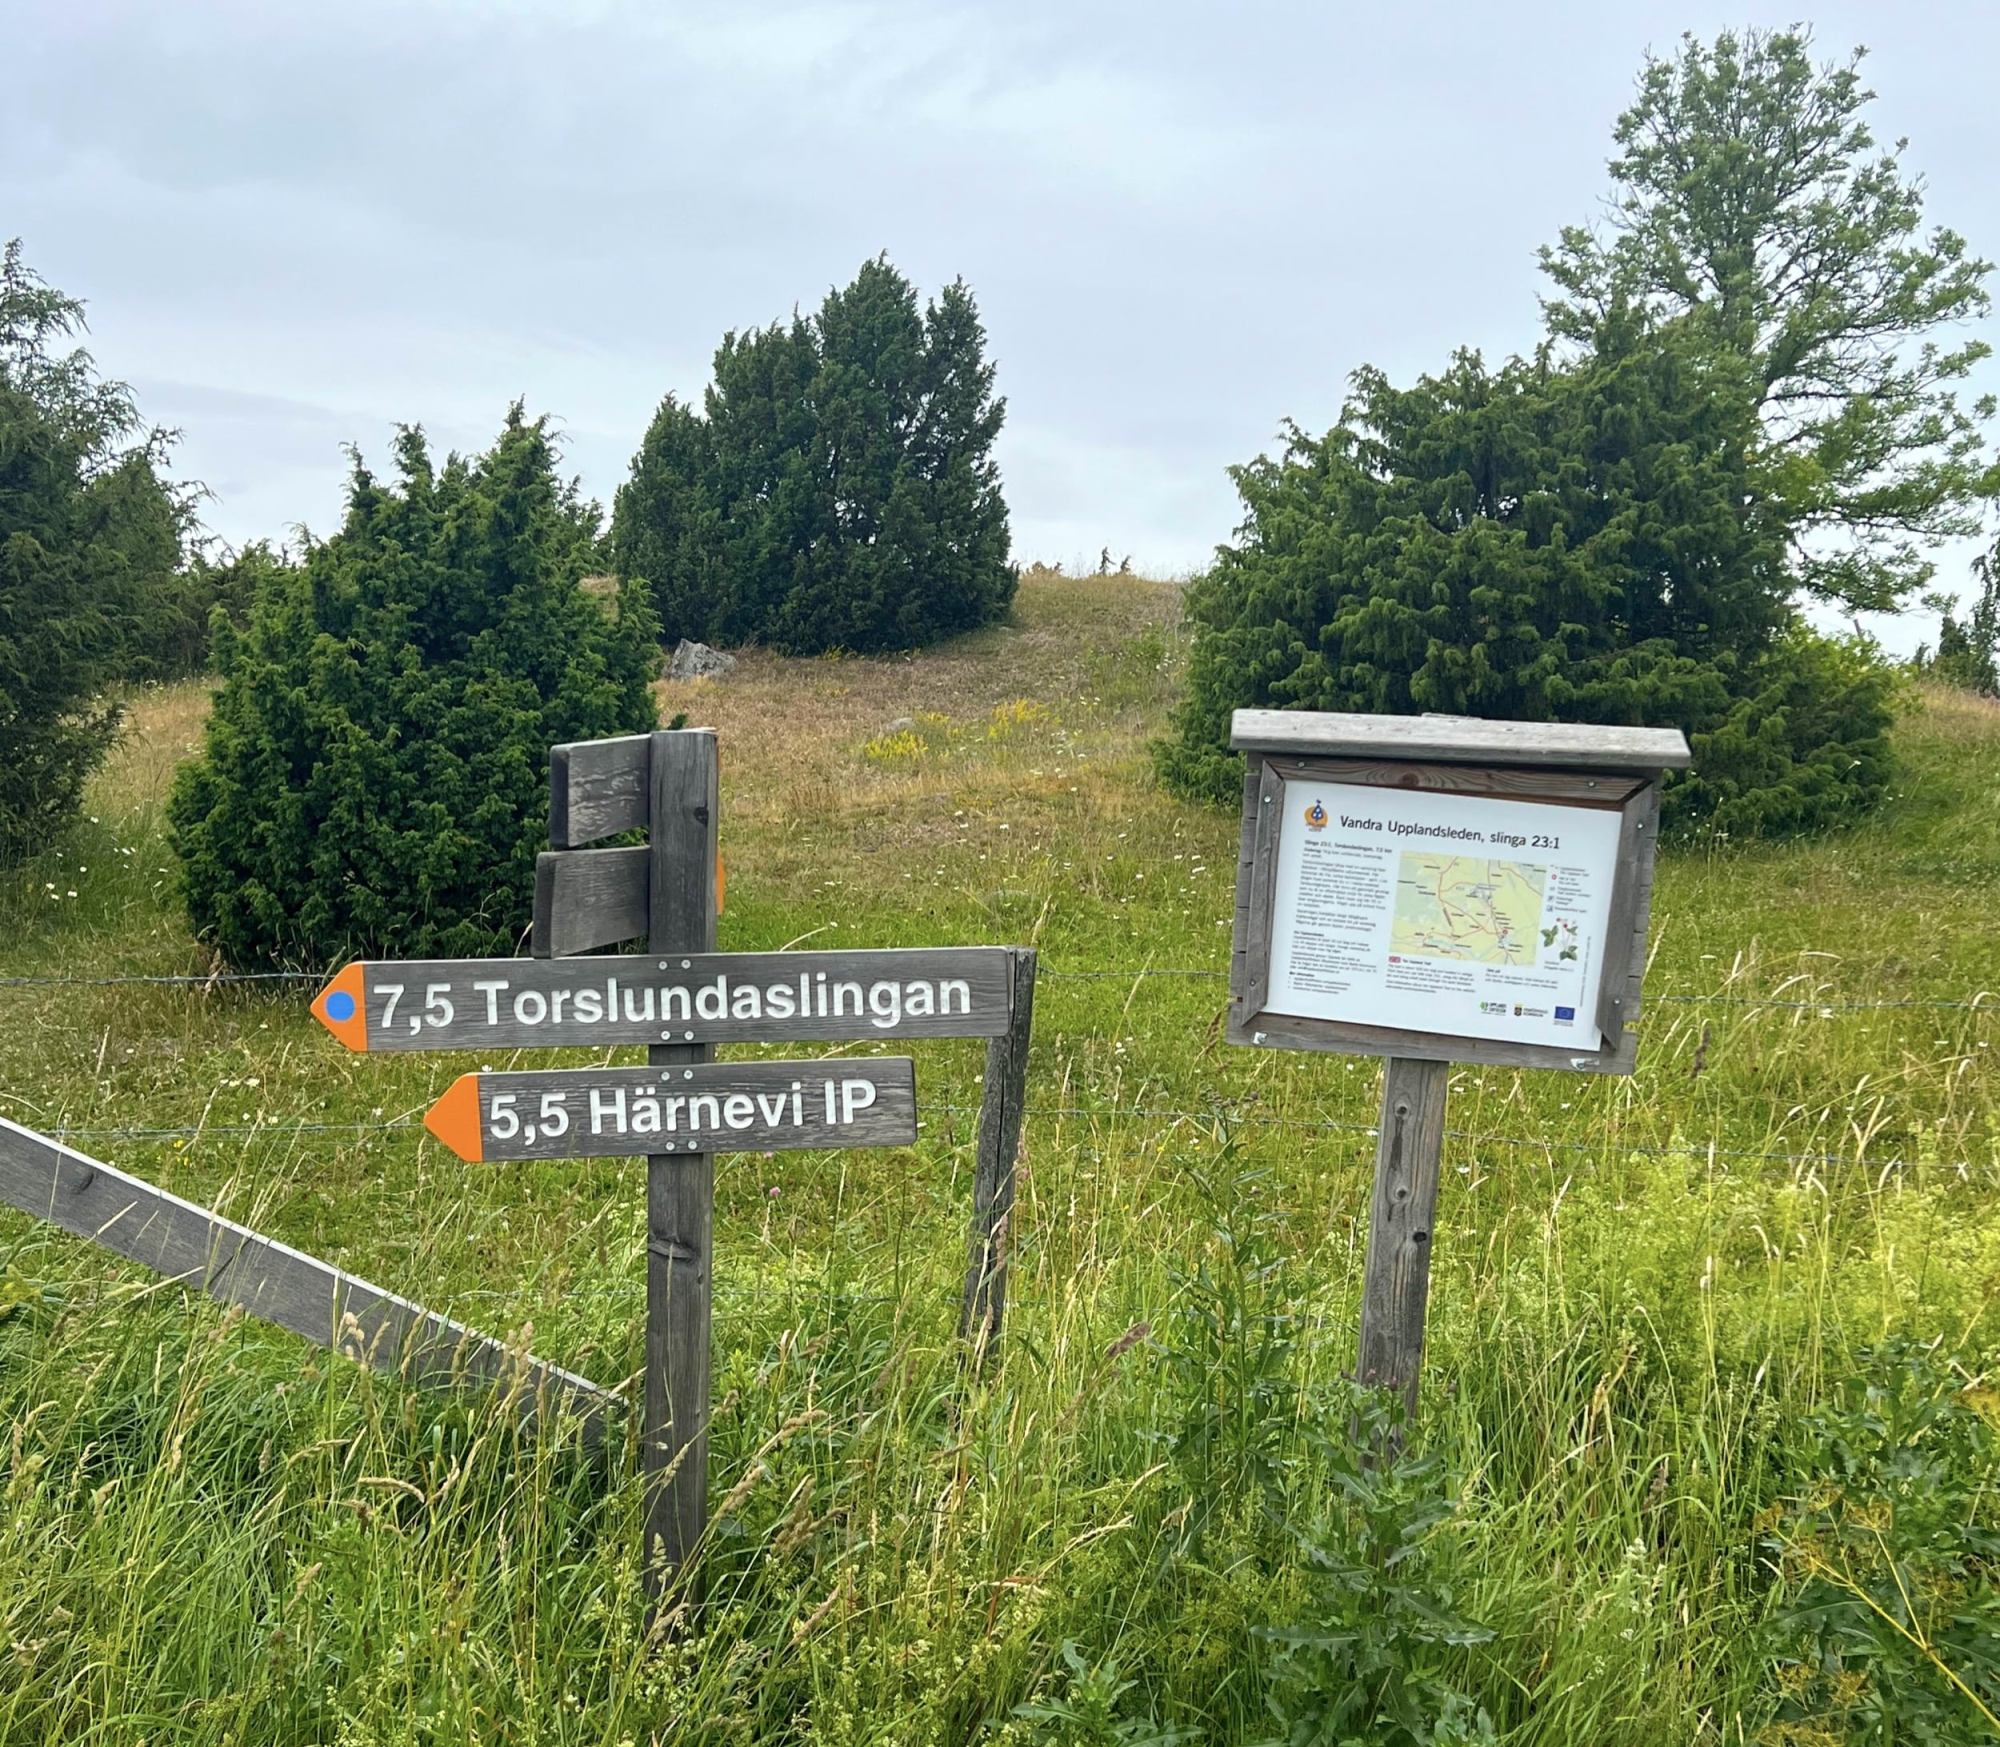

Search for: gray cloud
xmin=10 ymin=0 xmax=1998 ymax=644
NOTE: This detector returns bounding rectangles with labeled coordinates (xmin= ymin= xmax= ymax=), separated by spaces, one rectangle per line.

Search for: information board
xmin=1262 ymin=776 xmax=1622 ymax=1052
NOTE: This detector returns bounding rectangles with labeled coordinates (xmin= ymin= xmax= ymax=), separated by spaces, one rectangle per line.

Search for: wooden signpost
xmin=312 ymin=725 xmax=1036 ymax=1599
xmin=1227 ymin=709 xmax=1690 ymax=1420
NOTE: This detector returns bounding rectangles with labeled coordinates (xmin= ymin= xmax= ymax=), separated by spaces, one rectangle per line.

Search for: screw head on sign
xmin=684 ymin=1029 xmax=694 ymax=1040
xmin=683 ymin=1069 xmax=693 ymax=1080
xmin=658 ymin=961 xmax=668 ymax=970
xmin=681 ymin=959 xmax=691 ymax=970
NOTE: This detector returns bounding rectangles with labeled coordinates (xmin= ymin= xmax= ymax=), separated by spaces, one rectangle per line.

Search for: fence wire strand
xmin=0 ymin=962 xmax=1991 ymax=1011
xmin=19 ymin=1102 xmax=1988 ymax=1179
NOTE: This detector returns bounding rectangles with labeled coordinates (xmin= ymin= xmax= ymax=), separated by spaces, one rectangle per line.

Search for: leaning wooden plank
xmin=550 ymin=734 xmax=652 ymax=849
xmin=0 ymin=1116 xmax=616 ymax=1439
xmin=1228 ymin=710 xmax=1691 ymax=772
xmin=532 ymin=845 xmax=649 ymax=957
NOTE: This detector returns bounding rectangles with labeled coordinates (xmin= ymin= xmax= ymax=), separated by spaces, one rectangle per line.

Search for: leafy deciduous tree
xmin=0 ymin=239 xmax=190 ymax=858
xmin=1542 ymin=27 xmax=1993 ymax=612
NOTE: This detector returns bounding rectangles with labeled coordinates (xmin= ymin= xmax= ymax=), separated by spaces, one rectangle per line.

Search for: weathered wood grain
xmin=1226 ymin=1006 xmax=1636 ymax=1075
xmin=1264 ymin=756 xmax=1647 ymax=811
xmin=316 ymin=947 xmax=1016 ymax=1053
xmin=646 ymin=729 xmax=719 ymax=1600
xmin=531 ymin=845 xmax=649 ymax=957
xmin=960 ymin=948 xmax=1035 ymax=1350
xmin=1231 ymin=709 xmax=1691 ymax=772
xmin=1240 ymin=757 xmax=1284 ymax=1021
xmin=1355 ymin=1057 xmax=1449 ymax=1422
xmin=549 ymin=734 xmax=652 ymax=848
xmin=1228 ymin=760 xmax=1261 ymax=1030
xmin=0 ymin=1116 xmax=614 ymax=1437
xmin=1593 ymin=790 xmax=1652 ymax=1050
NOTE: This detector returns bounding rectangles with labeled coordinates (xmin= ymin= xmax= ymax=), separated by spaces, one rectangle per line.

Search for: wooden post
xmin=1355 ymin=1056 xmax=1449 ymax=1421
xmin=644 ymin=728 xmax=719 ymax=1599
xmin=960 ymin=947 xmax=1035 ymax=1353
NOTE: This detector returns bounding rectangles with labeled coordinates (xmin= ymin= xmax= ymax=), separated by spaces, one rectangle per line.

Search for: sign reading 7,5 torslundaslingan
xmin=312 ymin=948 xmax=1012 ymax=1053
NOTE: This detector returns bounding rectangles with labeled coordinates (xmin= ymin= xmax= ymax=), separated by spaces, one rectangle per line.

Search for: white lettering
xmin=631 ymin=1091 xmax=662 ymax=1135
xmin=473 ymin=979 xmax=506 ymax=1024
xmin=841 ymin=1078 xmax=877 ymax=1124
xmin=514 ymin=989 xmax=547 ymax=1026
xmin=575 ymin=987 xmax=603 ymax=1024
xmin=768 ymin=983 xmax=796 ymax=1019
xmin=868 ymin=982 xmax=901 ymax=1029
xmin=731 ymin=984 xmax=762 ymax=1020
xmin=696 ymin=978 xmax=728 ymax=1021
xmin=589 ymin=1087 xmax=625 ymax=1133
xmin=723 ymin=1094 xmax=754 ymax=1130
xmin=756 ymin=1091 xmax=788 ymax=1125
xmin=904 ymin=981 xmax=934 ymax=1018
xmin=940 ymin=979 xmax=970 ymax=1015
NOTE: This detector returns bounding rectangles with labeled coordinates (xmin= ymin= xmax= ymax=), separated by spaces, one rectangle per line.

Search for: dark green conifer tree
xmin=611 ymin=257 xmax=1013 ymax=654
xmin=171 ymin=409 xmax=658 ymax=968
xmin=1159 ymin=316 xmax=1893 ymax=834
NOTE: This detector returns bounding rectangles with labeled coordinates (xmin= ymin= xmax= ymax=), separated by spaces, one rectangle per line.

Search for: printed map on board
xmin=1390 ymin=854 xmax=1547 ymax=966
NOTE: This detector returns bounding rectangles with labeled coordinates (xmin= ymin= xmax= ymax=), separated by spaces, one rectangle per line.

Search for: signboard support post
xmin=644 ymin=727 xmax=719 ymax=1605
xmin=1226 ymin=709 xmax=1690 ymax=1439
xmin=1355 ymin=1056 xmax=1449 ymax=1436
xmin=960 ymin=946 xmax=1035 ymax=1354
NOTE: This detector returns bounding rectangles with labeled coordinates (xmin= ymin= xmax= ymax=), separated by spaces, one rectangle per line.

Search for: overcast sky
xmin=11 ymin=1 xmax=2000 ymax=651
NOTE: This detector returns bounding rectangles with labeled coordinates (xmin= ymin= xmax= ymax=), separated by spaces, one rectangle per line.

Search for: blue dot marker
xmin=325 ymin=990 xmax=357 ymax=1022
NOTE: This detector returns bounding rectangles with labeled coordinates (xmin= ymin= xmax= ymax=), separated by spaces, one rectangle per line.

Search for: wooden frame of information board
xmin=1225 ymin=709 xmax=1689 ymax=1426
xmin=1229 ymin=711 xmax=1690 ymax=1074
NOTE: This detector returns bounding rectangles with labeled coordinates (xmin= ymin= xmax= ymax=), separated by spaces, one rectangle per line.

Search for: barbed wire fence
xmin=1 ymin=960 xmax=1994 ymax=1009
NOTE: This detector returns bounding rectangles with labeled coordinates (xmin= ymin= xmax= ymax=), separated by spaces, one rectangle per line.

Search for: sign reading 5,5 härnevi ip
xmin=423 ymin=1060 xmax=918 ymax=1163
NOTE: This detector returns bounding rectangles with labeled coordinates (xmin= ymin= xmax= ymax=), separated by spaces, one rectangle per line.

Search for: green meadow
xmin=0 ymin=571 xmax=1995 ymax=1744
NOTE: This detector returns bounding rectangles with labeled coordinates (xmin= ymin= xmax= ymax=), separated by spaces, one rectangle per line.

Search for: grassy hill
xmin=0 ymin=570 xmax=1995 ymax=1742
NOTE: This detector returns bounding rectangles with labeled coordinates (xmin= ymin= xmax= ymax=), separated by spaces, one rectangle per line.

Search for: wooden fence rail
xmin=0 ymin=1115 xmax=616 ymax=1439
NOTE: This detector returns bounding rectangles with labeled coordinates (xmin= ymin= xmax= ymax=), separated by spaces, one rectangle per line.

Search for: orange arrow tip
xmin=424 ymin=1074 xmax=485 ymax=1163
xmin=311 ymin=963 xmax=369 ymax=1052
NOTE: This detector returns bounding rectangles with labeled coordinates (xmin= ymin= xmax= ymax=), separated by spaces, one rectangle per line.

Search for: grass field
xmin=0 ymin=571 xmax=1996 ymax=1743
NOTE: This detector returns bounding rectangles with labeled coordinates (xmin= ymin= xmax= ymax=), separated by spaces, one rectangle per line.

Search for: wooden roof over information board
xmin=1229 ymin=710 xmax=1691 ymax=772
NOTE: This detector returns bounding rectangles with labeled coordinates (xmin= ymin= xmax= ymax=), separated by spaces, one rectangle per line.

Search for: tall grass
xmin=0 ymin=576 xmax=1993 ymax=1742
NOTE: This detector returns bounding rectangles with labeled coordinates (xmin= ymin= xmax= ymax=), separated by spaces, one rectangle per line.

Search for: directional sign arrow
xmin=310 ymin=949 xmax=1013 ymax=1053
xmin=422 ymin=1059 xmax=919 ymax=1163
